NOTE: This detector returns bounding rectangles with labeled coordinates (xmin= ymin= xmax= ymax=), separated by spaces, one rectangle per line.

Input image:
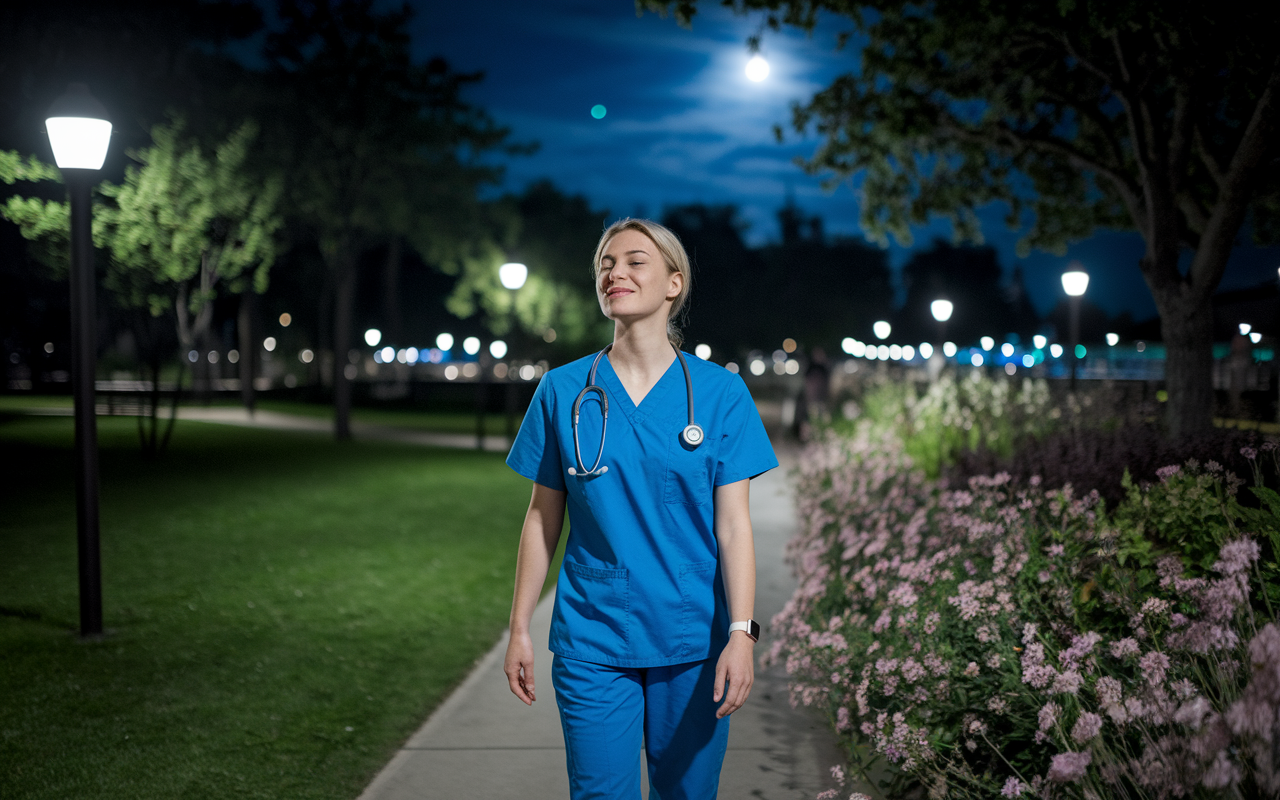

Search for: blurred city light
xmin=866 ymin=347 xmax=878 ymax=361
xmin=785 ymin=359 xmax=799 ymax=374
xmin=445 ymin=365 xmax=459 ymax=380
xmin=207 ymin=351 xmax=219 ymax=363
xmin=490 ymin=340 xmax=508 ymax=358
xmin=279 ymin=313 xmax=292 ymax=327
xmin=463 ymin=336 xmax=481 ymax=355
xmin=1000 ymin=342 xmax=1014 ymax=357
xmin=772 ymin=361 xmax=785 ymax=375
xmin=1050 ymin=343 xmax=1064 ymax=358
xmin=300 ymin=349 xmax=314 ymax=363
xmin=364 ymin=328 xmax=381 ymax=346
xmin=520 ymin=364 xmax=536 ymax=380
xmin=1022 ymin=354 xmax=1034 ymax=367
xmin=396 ymin=349 xmax=408 ymax=363
xmin=43 ymin=342 xmax=54 ymax=353
xmin=462 ymin=363 xmax=479 ymax=378
xmin=1075 ymin=344 xmax=1087 ymax=358
xmin=1136 ymin=341 xmax=1147 ymax=352
xmin=187 ymin=350 xmax=198 ymax=362
xmin=943 ymin=342 xmax=957 ymax=357
xmin=543 ymin=328 xmax=557 ymax=343
xmin=373 ymin=349 xmax=384 ymax=363
xmin=980 ymin=336 xmax=994 ymax=351
xmin=745 ymin=54 xmax=770 ymax=82
xmin=1106 ymin=332 xmax=1119 ymax=346
xmin=437 ymin=333 xmax=454 ymax=351
xmin=971 ymin=352 xmax=984 ymax=366
xmin=841 ymin=337 xmax=856 ymax=354
xmin=228 ymin=350 xmax=239 ymax=364
xmin=749 ymin=359 xmax=766 ymax=375
xmin=873 ymin=321 xmax=891 ymax=339
xmin=930 ymin=299 xmax=953 ymax=322
xmin=591 ymin=104 xmax=607 ymax=119
xmin=888 ymin=344 xmax=902 ymax=360
xmin=380 ymin=346 xmax=394 ymax=362
xmin=772 ymin=349 xmax=787 ymax=363
xmin=494 ymin=363 xmax=509 ymax=379
xmin=1004 ymin=362 xmax=1017 ymax=376
xmin=1033 ymin=335 xmax=1047 ymax=349
xmin=695 ymin=343 xmax=711 ymax=360
xmin=499 ymin=262 xmax=528 ymax=290
xmin=1251 ymin=332 xmax=1262 ymax=344
xmin=903 ymin=345 xmax=916 ymax=360
xmin=427 ymin=348 xmax=443 ymax=363
xmin=1239 ymin=323 xmax=1252 ymax=336
xmin=726 ymin=362 xmax=739 ymax=374
xmin=405 ymin=346 xmax=419 ymax=364
xmin=264 ymin=337 xmax=277 ymax=352
xmin=1061 ymin=270 xmax=1089 ymax=296
xmin=782 ymin=337 xmax=797 ymax=353
xmin=851 ymin=341 xmax=867 ymax=357
xmin=876 ymin=345 xmax=889 ymax=360
xmin=919 ymin=342 xmax=934 ymax=359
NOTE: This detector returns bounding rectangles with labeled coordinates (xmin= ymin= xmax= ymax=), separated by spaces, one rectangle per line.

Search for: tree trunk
xmin=238 ymin=291 xmax=257 ymax=414
xmin=383 ymin=237 xmax=403 ymax=347
xmin=1158 ymin=292 xmax=1215 ymax=438
xmin=332 ymin=249 xmax=357 ymax=441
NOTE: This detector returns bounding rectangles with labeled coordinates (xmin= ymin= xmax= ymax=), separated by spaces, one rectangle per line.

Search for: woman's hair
xmin=592 ymin=218 xmax=692 ymax=347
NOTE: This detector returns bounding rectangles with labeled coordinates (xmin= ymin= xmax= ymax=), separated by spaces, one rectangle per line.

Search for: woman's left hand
xmin=713 ymin=632 xmax=755 ymax=718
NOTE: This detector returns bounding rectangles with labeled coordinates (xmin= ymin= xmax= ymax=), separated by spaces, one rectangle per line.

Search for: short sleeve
xmin=506 ymin=377 xmax=566 ymax=491
xmin=714 ymin=375 xmax=778 ymax=486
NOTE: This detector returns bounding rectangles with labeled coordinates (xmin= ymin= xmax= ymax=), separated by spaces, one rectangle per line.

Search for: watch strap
xmin=729 ymin=619 xmax=760 ymax=642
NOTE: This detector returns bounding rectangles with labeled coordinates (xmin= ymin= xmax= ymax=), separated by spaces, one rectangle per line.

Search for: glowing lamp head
xmin=1061 ymin=269 xmax=1090 ymax=297
xmin=45 ymin=84 xmax=112 ymax=170
xmin=980 ymin=336 xmax=995 ymax=351
xmin=1106 ymin=333 xmax=1119 ymax=346
xmin=499 ymin=262 xmax=528 ymax=290
xmin=364 ymin=328 xmax=381 ymax=347
xmin=745 ymin=55 xmax=770 ymax=82
xmin=436 ymin=333 xmax=454 ymax=351
xmin=1033 ymin=334 xmax=1047 ymax=350
xmin=1239 ymin=323 xmax=1252 ymax=336
xmin=872 ymin=321 xmax=891 ymax=340
xmin=489 ymin=340 xmax=508 ymax=359
xmin=930 ymin=299 xmax=953 ymax=322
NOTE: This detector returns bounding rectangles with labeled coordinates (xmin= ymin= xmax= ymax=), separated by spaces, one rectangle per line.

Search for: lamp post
xmin=498 ymin=263 xmax=528 ymax=447
xmin=46 ymin=83 xmax=112 ymax=637
xmin=1061 ymin=267 xmax=1090 ymax=391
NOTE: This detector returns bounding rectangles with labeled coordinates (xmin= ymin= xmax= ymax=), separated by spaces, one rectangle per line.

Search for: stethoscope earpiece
xmin=570 ymin=344 xmax=700 ymax=477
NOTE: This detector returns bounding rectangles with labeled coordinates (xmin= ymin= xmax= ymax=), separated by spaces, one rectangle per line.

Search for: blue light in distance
xmin=591 ymin=104 xmax=607 ymax=119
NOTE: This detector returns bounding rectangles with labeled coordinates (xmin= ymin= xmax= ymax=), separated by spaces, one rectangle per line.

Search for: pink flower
xmin=1241 ymin=446 xmax=1258 ymax=460
xmin=1201 ymin=750 xmax=1242 ymax=789
xmin=1001 ymin=777 xmax=1025 ymax=797
xmin=1156 ymin=464 xmax=1181 ymax=482
xmin=1070 ymin=711 xmax=1102 ymax=743
xmin=1139 ymin=651 xmax=1171 ymax=686
xmin=1095 ymin=676 xmax=1122 ymax=706
xmin=964 ymin=662 xmax=980 ymax=677
xmin=1110 ymin=638 xmax=1140 ymax=658
xmin=1047 ymin=750 xmax=1092 ymax=783
xmin=1214 ymin=538 xmax=1260 ymax=576
xmin=1038 ymin=701 xmax=1060 ymax=731
xmin=1052 ymin=670 xmax=1083 ymax=695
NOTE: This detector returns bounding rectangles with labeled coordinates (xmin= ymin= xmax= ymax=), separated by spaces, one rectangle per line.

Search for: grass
xmin=0 ymin=415 xmax=562 ymax=800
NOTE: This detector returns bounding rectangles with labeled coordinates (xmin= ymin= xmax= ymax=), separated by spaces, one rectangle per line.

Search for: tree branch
xmin=1193 ymin=124 xmax=1226 ymax=189
xmin=1189 ymin=55 xmax=1280 ymax=297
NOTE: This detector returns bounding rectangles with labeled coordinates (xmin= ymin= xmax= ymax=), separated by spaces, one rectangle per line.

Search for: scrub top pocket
xmin=553 ymin=561 xmax=630 ymax=656
xmin=663 ymin=433 xmax=717 ymax=506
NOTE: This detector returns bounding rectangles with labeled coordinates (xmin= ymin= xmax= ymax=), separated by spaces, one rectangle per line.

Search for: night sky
xmin=416 ymin=0 xmax=1280 ymax=320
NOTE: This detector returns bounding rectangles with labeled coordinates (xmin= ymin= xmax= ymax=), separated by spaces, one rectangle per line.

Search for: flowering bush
xmin=773 ymin=426 xmax=1280 ymax=799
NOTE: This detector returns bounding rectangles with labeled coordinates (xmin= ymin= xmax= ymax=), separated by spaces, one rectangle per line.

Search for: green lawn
xmin=0 ymin=415 xmax=560 ymax=799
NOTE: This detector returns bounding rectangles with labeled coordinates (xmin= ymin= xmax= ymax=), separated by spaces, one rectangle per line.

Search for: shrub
xmin=773 ymin=429 xmax=1280 ymax=799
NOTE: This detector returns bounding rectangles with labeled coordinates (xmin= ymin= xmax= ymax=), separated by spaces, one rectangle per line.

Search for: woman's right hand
xmin=504 ymin=630 xmax=537 ymax=705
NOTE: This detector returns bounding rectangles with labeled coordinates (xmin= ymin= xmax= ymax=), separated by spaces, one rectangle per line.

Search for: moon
xmin=745 ymin=55 xmax=770 ymax=82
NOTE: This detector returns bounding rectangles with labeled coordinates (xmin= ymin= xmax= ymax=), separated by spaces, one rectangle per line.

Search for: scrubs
xmin=507 ymin=350 xmax=777 ymax=798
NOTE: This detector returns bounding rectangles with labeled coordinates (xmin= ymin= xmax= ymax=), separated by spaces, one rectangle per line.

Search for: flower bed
xmin=773 ymin=419 xmax=1280 ymax=799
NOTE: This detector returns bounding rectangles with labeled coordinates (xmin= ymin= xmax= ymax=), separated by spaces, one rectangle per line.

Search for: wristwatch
xmin=729 ymin=619 xmax=760 ymax=642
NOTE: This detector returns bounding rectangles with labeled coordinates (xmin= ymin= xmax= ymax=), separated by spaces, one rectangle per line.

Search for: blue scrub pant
xmin=552 ymin=654 xmax=731 ymax=799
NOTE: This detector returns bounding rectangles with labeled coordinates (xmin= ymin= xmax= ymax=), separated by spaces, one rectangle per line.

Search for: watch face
xmin=748 ymin=620 xmax=761 ymax=641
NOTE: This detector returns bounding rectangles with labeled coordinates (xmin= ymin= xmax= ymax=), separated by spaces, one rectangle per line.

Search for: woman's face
xmin=596 ymin=229 xmax=683 ymax=324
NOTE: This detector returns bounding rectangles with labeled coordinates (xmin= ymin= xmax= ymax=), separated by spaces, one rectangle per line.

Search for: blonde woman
xmin=503 ymin=219 xmax=777 ymax=798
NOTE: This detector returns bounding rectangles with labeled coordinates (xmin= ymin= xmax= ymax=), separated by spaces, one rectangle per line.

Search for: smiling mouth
xmin=606 ymin=288 xmax=633 ymax=298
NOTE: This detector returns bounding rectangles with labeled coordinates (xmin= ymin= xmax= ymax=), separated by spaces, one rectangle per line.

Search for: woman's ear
xmin=666 ymin=269 xmax=684 ymax=301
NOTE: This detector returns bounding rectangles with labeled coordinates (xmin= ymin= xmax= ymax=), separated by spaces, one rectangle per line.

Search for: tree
xmin=1 ymin=120 xmax=282 ymax=455
xmin=643 ymin=0 xmax=1280 ymax=436
xmin=261 ymin=0 xmax=517 ymax=440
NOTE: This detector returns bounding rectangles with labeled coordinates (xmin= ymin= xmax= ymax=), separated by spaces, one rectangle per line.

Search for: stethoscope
xmin=568 ymin=344 xmax=704 ymax=477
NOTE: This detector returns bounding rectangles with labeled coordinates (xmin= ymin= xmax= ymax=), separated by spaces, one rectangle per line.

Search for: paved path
xmin=356 ymin=448 xmax=848 ymax=800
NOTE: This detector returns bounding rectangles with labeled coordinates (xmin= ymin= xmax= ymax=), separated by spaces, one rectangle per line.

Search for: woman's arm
xmin=503 ymin=482 xmax=567 ymax=705
xmin=712 ymin=478 xmax=756 ymax=719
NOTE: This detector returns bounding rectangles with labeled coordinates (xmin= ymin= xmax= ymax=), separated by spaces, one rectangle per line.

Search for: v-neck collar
xmin=599 ymin=351 xmax=682 ymax=424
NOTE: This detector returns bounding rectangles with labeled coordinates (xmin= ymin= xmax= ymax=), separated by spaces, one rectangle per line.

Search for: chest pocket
xmin=663 ymin=431 xmax=719 ymax=506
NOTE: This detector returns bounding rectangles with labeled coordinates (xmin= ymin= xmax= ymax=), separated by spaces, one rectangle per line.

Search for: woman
xmin=503 ymin=218 xmax=778 ymax=799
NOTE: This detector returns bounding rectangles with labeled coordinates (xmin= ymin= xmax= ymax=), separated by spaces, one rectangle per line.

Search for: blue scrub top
xmin=507 ymin=350 xmax=778 ymax=668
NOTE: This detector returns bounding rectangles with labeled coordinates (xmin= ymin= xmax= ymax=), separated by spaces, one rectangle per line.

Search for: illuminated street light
xmin=1106 ymin=333 xmax=1119 ymax=346
xmin=1062 ymin=265 xmax=1089 ymax=390
xmin=695 ymin=343 xmax=711 ymax=360
xmin=1239 ymin=323 xmax=1252 ymax=336
xmin=364 ymin=328 xmax=381 ymax=347
xmin=499 ymin=262 xmax=528 ymax=290
xmin=463 ymin=336 xmax=481 ymax=355
xmin=436 ymin=333 xmax=454 ymax=351
xmin=943 ymin=342 xmax=958 ymax=358
xmin=46 ymin=82 xmax=112 ymax=638
xmin=980 ymin=336 xmax=995 ymax=351
xmin=490 ymin=340 xmax=508 ymax=359
xmin=930 ymin=299 xmax=953 ymax=322
xmin=1251 ymin=332 xmax=1262 ymax=344
xmin=1033 ymin=334 xmax=1047 ymax=349
xmin=873 ymin=320 xmax=891 ymax=340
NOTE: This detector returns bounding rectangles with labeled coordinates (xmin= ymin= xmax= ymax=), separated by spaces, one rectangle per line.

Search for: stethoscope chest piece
xmin=681 ymin=423 xmax=705 ymax=449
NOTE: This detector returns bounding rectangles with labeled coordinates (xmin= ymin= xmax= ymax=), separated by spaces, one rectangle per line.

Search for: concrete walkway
xmin=356 ymin=449 xmax=847 ymax=800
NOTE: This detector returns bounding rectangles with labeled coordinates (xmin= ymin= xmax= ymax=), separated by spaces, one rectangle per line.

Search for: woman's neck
xmin=609 ymin=316 xmax=675 ymax=378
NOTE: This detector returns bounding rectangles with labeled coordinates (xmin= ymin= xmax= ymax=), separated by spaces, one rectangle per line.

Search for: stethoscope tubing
xmin=569 ymin=344 xmax=702 ymax=477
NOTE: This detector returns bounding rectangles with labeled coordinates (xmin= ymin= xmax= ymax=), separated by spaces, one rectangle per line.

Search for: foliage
xmin=836 ymin=371 xmax=1053 ymax=479
xmin=774 ymin=426 xmax=1280 ymax=799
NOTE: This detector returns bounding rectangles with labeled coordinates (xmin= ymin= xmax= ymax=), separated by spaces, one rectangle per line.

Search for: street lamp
xmin=497 ymin=263 xmax=528 ymax=446
xmin=46 ymin=83 xmax=112 ymax=638
xmin=1061 ymin=266 xmax=1089 ymax=391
